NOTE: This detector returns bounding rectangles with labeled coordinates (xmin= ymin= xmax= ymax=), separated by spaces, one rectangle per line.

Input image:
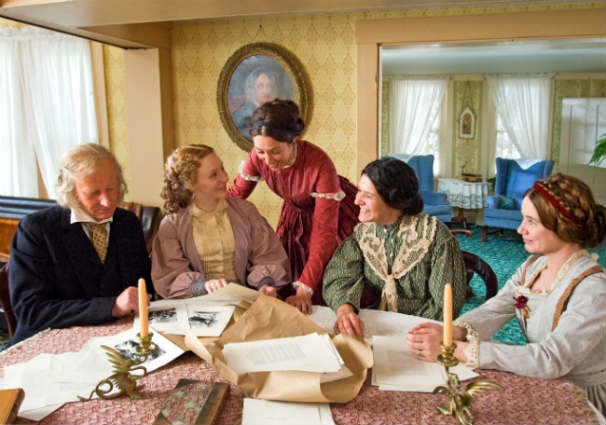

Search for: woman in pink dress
xmin=228 ymin=99 xmax=359 ymax=313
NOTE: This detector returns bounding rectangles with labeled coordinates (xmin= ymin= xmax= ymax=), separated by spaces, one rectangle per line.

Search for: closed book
xmin=154 ymin=380 xmax=230 ymax=425
xmin=0 ymin=388 xmax=24 ymax=425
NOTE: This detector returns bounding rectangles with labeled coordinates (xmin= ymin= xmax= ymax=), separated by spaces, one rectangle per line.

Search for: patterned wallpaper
xmin=102 ymin=45 xmax=133 ymax=200
xmin=453 ymin=80 xmax=483 ymax=176
xmin=171 ymin=14 xmax=360 ymax=226
xmin=0 ymin=17 xmax=23 ymax=28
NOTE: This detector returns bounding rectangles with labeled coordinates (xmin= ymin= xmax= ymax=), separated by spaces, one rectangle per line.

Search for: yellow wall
xmin=102 ymin=45 xmax=133 ymax=200
xmin=0 ymin=17 xmax=24 ymax=28
xmin=170 ymin=14 xmax=361 ymax=226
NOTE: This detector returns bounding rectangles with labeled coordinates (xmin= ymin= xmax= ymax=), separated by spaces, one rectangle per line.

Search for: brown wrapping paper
xmin=185 ymin=295 xmax=373 ymax=403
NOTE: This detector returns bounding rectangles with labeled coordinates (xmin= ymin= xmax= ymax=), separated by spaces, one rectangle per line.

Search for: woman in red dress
xmin=228 ymin=99 xmax=359 ymax=313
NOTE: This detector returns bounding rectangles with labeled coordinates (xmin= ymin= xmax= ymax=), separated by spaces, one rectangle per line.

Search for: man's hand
xmin=285 ymin=286 xmax=313 ymax=314
xmin=334 ymin=304 xmax=364 ymax=338
xmin=112 ymin=286 xmax=149 ymax=318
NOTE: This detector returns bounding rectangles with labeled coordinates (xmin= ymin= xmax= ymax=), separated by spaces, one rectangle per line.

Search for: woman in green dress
xmin=323 ymin=157 xmax=466 ymax=338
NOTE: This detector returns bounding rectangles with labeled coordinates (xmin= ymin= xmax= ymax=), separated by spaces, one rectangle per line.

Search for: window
xmin=495 ymin=113 xmax=521 ymax=160
xmin=0 ymin=25 xmax=98 ymax=198
xmin=426 ymin=113 xmax=441 ymax=174
xmin=389 ymin=77 xmax=448 ymax=175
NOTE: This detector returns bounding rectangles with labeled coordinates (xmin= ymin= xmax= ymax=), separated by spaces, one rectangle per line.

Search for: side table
xmin=437 ymin=178 xmax=489 ymax=228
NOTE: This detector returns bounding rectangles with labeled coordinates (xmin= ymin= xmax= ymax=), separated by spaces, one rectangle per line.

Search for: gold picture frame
xmin=217 ymin=42 xmax=312 ymax=152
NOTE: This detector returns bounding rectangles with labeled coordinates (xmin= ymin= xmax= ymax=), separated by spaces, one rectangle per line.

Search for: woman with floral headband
xmin=151 ymin=144 xmax=290 ymax=299
xmin=406 ymin=173 xmax=606 ymax=416
xmin=228 ymin=99 xmax=359 ymax=313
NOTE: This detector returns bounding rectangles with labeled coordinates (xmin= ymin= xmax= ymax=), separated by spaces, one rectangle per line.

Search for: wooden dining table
xmin=0 ymin=319 xmax=597 ymax=425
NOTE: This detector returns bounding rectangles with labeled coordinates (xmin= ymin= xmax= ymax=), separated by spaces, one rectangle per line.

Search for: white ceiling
xmin=381 ymin=38 xmax=606 ymax=75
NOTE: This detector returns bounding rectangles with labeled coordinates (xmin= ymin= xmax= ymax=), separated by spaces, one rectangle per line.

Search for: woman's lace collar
xmin=515 ymin=249 xmax=593 ymax=297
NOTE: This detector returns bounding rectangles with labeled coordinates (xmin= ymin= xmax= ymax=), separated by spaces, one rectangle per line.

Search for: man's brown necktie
xmin=84 ymin=223 xmax=108 ymax=263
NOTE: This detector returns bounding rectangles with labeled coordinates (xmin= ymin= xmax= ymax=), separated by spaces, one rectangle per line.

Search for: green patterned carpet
xmin=456 ymin=226 xmax=606 ymax=345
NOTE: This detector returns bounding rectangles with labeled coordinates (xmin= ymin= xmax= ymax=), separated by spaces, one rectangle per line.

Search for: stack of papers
xmin=242 ymin=398 xmax=335 ymax=425
xmin=133 ymin=299 xmax=235 ymax=337
xmin=222 ymin=333 xmax=345 ymax=375
xmin=0 ymin=327 xmax=184 ymax=421
xmin=372 ymin=335 xmax=478 ymax=392
xmin=308 ymin=306 xmax=435 ymax=339
xmin=201 ymin=282 xmax=259 ymax=304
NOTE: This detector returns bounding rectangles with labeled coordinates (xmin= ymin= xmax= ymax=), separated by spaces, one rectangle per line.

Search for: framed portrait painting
xmin=217 ymin=42 xmax=312 ymax=151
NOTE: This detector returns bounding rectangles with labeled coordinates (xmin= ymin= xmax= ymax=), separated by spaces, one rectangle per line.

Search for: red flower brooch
xmin=513 ymin=295 xmax=531 ymax=319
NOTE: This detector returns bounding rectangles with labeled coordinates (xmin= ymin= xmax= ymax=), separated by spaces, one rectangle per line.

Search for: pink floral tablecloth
xmin=0 ymin=320 xmax=597 ymax=425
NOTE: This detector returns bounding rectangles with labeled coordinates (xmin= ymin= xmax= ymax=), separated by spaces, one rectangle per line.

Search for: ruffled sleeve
xmin=228 ymin=150 xmax=262 ymax=199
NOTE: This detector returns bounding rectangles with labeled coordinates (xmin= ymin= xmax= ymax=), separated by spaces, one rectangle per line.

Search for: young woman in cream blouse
xmin=406 ymin=173 xmax=606 ymax=416
xmin=151 ymin=144 xmax=290 ymax=299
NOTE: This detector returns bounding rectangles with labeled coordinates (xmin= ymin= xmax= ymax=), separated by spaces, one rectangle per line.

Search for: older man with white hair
xmin=8 ymin=143 xmax=152 ymax=344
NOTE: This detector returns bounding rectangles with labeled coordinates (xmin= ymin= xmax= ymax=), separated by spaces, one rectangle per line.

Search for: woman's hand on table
xmin=259 ymin=285 xmax=277 ymax=297
xmin=204 ymin=278 xmax=228 ymax=293
xmin=334 ymin=304 xmax=364 ymax=338
xmin=405 ymin=322 xmax=443 ymax=362
xmin=406 ymin=323 xmax=469 ymax=363
xmin=285 ymin=286 xmax=313 ymax=314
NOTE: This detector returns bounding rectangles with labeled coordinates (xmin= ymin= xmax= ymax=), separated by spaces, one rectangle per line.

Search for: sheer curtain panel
xmin=486 ymin=76 xmax=551 ymax=160
xmin=390 ymin=78 xmax=448 ymax=156
xmin=0 ymin=26 xmax=97 ymax=198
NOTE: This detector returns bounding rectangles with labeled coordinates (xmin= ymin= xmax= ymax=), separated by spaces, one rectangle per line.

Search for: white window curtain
xmin=486 ymin=75 xmax=552 ymax=160
xmin=390 ymin=77 xmax=448 ymax=156
xmin=0 ymin=26 xmax=98 ymax=198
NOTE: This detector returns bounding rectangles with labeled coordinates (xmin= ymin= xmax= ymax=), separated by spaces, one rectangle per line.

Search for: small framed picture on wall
xmin=459 ymin=106 xmax=475 ymax=139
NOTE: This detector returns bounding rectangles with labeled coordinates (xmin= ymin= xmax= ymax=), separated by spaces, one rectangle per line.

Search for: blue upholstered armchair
xmin=482 ymin=157 xmax=554 ymax=242
xmin=391 ymin=154 xmax=452 ymax=223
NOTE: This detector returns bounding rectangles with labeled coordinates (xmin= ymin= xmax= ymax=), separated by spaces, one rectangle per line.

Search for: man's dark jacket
xmin=9 ymin=206 xmax=152 ymax=343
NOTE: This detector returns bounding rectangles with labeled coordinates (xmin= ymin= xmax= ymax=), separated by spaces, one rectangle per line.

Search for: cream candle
xmin=138 ymin=278 xmax=149 ymax=338
xmin=443 ymin=283 xmax=453 ymax=347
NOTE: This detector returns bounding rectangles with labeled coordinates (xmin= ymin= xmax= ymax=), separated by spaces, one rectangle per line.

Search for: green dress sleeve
xmin=322 ymin=234 xmax=367 ymax=312
xmin=420 ymin=224 xmax=467 ymax=320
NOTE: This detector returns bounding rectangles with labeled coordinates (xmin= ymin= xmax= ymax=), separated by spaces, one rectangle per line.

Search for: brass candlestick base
xmin=433 ymin=343 xmax=502 ymax=425
xmin=135 ymin=331 xmax=158 ymax=357
xmin=79 ymin=332 xmax=158 ymax=401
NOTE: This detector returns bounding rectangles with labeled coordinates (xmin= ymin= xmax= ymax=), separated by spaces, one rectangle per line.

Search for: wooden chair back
xmin=0 ymin=264 xmax=16 ymax=338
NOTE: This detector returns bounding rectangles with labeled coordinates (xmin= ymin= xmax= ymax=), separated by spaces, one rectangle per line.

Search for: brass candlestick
xmin=79 ymin=332 xmax=158 ymax=401
xmin=433 ymin=343 xmax=502 ymax=425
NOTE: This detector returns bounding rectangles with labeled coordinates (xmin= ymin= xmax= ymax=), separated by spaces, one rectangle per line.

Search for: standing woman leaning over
xmin=151 ymin=144 xmax=290 ymax=299
xmin=406 ymin=173 xmax=606 ymax=417
xmin=228 ymin=99 xmax=359 ymax=312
